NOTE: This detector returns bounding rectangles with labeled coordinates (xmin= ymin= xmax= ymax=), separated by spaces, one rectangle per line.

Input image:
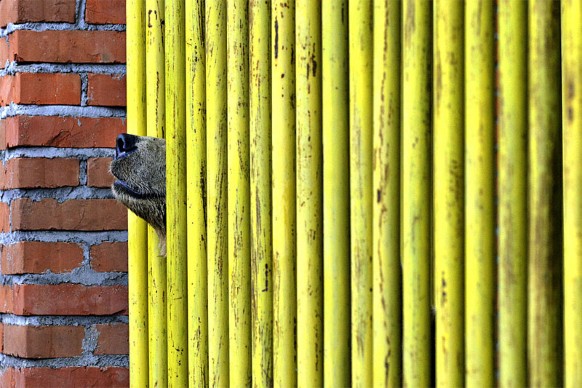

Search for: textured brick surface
xmin=0 ymin=284 xmax=128 ymax=315
xmin=3 ymin=325 xmax=84 ymax=358
xmin=95 ymin=323 xmax=129 ymax=355
xmin=17 ymin=73 xmax=81 ymax=105
xmin=0 ymin=158 xmax=80 ymax=189
xmin=0 ymin=116 xmax=125 ymax=149
xmin=0 ymin=0 xmax=22 ymax=27
xmin=0 ymin=202 xmax=9 ymax=232
xmin=86 ymin=0 xmax=126 ymax=25
xmin=0 ymin=323 xmax=4 ymax=353
xmin=10 ymin=198 xmax=128 ymax=231
xmin=87 ymin=157 xmax=115 ymax=188
xmin=0 ymin=0 xmax=128 ymax=375
xmin=0 ymin=73 xmax=81 ymax=106
xmin=87 ymin=74 xmax=127 ymax=107
xmin=0 ymin=369 xmax=13 ymax=388
xmin=91 ymin=242 xmax=128 ymax=272
xmin=0 ymin=0 xmax=76 ymax=27
xmin=1 ymin=241 xmax=83 ymax=274
xmin=0 ymin=75 xmax=11 ymax=104
xmin=0 ymin=286 xmax=13 ymax=312
xmin=0 ymin=30 xmax=126 ymax=64
xmin=0 ymin=367 xmax=129 ymax=387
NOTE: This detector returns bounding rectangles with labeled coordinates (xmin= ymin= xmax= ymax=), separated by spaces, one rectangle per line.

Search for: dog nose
xmin=116 ymin=133 xmax=138 ymax=159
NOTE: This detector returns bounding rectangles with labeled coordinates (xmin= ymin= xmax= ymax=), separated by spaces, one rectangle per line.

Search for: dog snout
xmin=116 ymin=133 xmax=138 ymax=159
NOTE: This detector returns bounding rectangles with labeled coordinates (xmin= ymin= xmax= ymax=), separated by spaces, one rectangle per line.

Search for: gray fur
xmin=110 ymin=135 xmax=166 ymax=253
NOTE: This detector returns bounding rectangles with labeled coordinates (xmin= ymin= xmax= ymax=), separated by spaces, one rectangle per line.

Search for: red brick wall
xmin=0 ymin=0 xmax=129 ymax=386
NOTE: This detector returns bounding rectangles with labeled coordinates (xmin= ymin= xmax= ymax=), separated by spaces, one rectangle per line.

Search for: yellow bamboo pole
xmin=147 ymin=230 xmax=167 ymax=386
xmin=127 ymin=0 xmax=148 ymax=386
xmin=402 ymin=0 xmax=431 ymax=385
xmin=321 ymin=0 xmax=349 ymax=386
xmin=271 ymin=0 xmax=297 ymax=384
xmin=562 ymin=2 xmax=582 ymax=387
xmin=373 ymin=0 xmax=401 ymax=386
xmin=206 ymin=0 xmax=229 ymax=385
xmin=497 ymin=1 xmax=527 ymax=386
xmin=296 ymin=0 xmax=323 ymax=386
xmin=349 ymin=0 xmax=373 ymax=386
xmin=465 ymin=1 xmax=494 ymax=386
xmin=164 ymin=0 xmax=188 ymax=385
xmin=227 ymin=0 xmax=251 ymax=384
xmin=528 ymin=1 xmax=563 ymax=386
xmin=186 ymin=0 xmax=207 ymax=385
xmin=434 ymin=1 xmax=464 ymax=386
xmin=145 ymin=0 xmax=167 ymax=385
xmin=249 ymin=0 xmax=273 ymax=385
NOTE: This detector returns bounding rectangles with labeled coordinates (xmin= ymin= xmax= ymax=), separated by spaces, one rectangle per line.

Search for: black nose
xmin=116 ymin=134 xmax=138 ymax=159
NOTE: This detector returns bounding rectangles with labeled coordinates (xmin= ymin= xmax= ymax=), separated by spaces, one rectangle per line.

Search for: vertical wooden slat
xmin=296 ymin=0 xmax=323 ymax=386
xmin=321 ymin=0 xmax=349 ymax=385
xmin=206 ymin=0 xmax=229 ymax=385
xmin=127 ymin=0 xmax=149 ymax=386
xmin=373 ymin=0 xmax=402 ymax=386
xmin=227 ymin=0 xmax=251 ymax=385
xmin=562 ymin=2 xmax=582 ymax=387
xmin=186 ymin=0 xmax=207 ymax=385
xmin=528 ymin=1 xmax=563 ymax=386
xmin=271 ymin=0 xmax=297 ymax=384
xmin=497 ymin=1 xmax=527 ymax=386
xmin=165 ymin=0 xmax=188 ymax=385
xmin=465 ymin=1 xmax=494 ymax=386
xmin=349 ymin=0 xmax=373 ymax=386
xmin=434 ymin=1 xmax=464 ymax=386
xmin=145 ymin=0 xmax=167 ymax=385
xmin=249 ymin=0 xmax=273 ymax=385
xmin=402 ymin=0 xmax=432 ymax=386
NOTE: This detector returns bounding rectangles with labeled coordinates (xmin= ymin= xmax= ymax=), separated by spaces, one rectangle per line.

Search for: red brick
xmin=0 ymin=3 xmax=19 ymax=28
xmin=95 ymin=323 xmax=128 ymax=355
xmin=86 ymin=0 xmax=126 ymax=25
xmin=87 ymin=157 xmax=115 ymax=188
xmin=3 ymin=325 xmax=84 ymax=358
xmin=0 ymin=73 xmax=81 ymax=106
xmin=91 ymin=242 xmax=128 ymax=272
xmin=87 ymin=74 xmax=127 ymax=107
xmin=1 ymin=241 xmax=83 ymax=274
xmin=0 ymin=158 xmax=79 ymax=189
xmin=0 ymin=202 xmax=9 ymax=232
xmin=0 ymin=119 xmax=5 ymax=148
xmin=0 ymin=75 xmax=12 ymax=105
xmin=0 ymin=116 xmax=126 ymax=149
xmin=0 ymin=323 xmax=4 ymax=353
xmin=18 ymin=73 xmax=81 ymax=105
xmin=0 ymin=40 xmax=8 ymax=67
xmin=0 ymin=0 xmax=76 ymax=27
xmin=0 ymin=368 xmax=14 ymax=387
xmin=3 ymin=284 xmax=127 ymax=315
xmin=0 ymin=285 xmax=14 ymax=313
xmin=0 ymin=367 xmax=129 ymax=387
xmin=0 ymin=30 xmax=126 ymax=64
xmin=10 ymin=198 xmax=128 ymax=231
